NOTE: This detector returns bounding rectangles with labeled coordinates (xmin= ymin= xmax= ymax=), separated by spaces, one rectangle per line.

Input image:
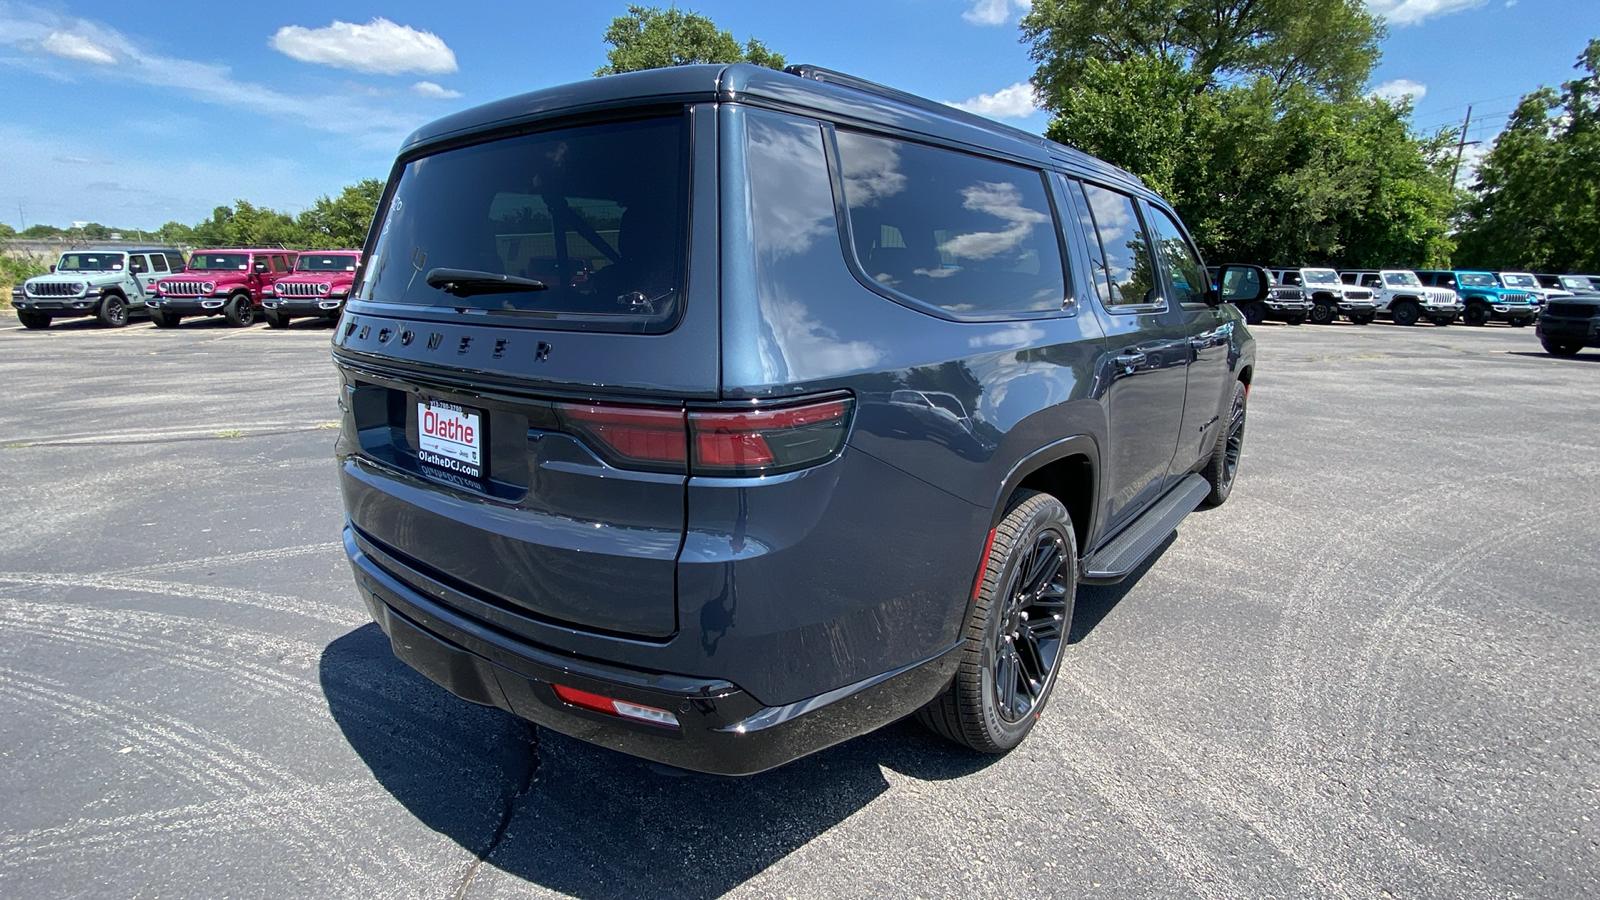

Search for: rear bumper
xmin=343 ymin=524 xmax=961 ymax=775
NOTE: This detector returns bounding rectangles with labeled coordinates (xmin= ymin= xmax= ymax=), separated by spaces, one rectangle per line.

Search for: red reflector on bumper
xmin=552 ymin=684 xmax=680 ymax=728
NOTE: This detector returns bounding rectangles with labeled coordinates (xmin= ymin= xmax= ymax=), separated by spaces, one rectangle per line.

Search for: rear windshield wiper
xmin=425 ymin=268 xmax=548 ymax=298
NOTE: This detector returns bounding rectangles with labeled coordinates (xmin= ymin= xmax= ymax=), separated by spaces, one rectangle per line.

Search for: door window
xmin=1079 ymin=183 xmax=1156 ymax=309
xmin=834 ymin=130 xmax=1067 ymax=317
xmin=1145 ymin=205 xmax=1207 ymax=307
xmin=129 ymin=254 xmax=148 ymax=274
xmin=149 ymin=253 xmax=169 ymax=273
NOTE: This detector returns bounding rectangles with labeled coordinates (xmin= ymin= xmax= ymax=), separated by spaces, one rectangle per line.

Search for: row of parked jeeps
xmin=9 ymin=247 xmax=361 ymax=330
xmin=1223 ymin=266 xmax=1600 ymax=329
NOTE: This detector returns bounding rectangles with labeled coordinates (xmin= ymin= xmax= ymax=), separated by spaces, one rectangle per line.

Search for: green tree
xmin=1026 ymin=0 xmax=1453 ymax=267
xmin=0 ymin=223 xmax=15 ymax=238
xmin=188 ymin=200 xmax=307 ymax=248
xmin=296 ymin=178 xmax=384 ymax=249
xmin=595 ymin=5 xmax=784 ymax=76
xmin=1454 ymin=39 xmax=1600 ymax=271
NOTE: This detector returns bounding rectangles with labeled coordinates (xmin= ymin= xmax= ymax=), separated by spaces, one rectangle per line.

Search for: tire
xmin=223 ymin=294 xmax=255 ymax=327
xmin=1391 ymin=302 xmax=1420 ymax=327
xmin=1309 ymin=302 xmax=1336 ymax=325
xmin=96 ymin=293 xmax=129 ymax=328
xmin=265 ymin=309 xmax=289 ymax=329
xmin=1201 ymin=380 xmax=1248 ymax=507
xmin=1431 ymin=316 xmax=1454 ymax=326
xmin=917 ymin=490 xmax=1076 ymax=754
xmin=1542 ymin=340 xmax=1582 ymax=357
xmin=1284 ymin=315 xmax=1306 ymax=326
xmin=17 ymin=310 xmax=51 ymax=330
xmin=1239 ymin=300 xmax=1266 ymax=325
xmin=150 ymin=309 xmax=180 ymax=328
xmin=1509 ymin=318 xmax=1529 ymax=328
xmin=1464 ymin=304 xmax=1490 ymax=326
xmin=1350 ymin=314 xmax=1374 ymax=325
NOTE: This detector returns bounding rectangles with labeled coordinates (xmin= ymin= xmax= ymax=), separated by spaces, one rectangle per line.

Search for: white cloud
xmin=963 ymin=0 xmax=1031 ymax=26
xmin=412 ymin=80 xmax=461 ymax=99
xmin=950 ymin=82 xmax=1038 ymax=120
xmin=1366 ymin=0 xmax=1487 ymax=26
xmin=0 ymin=5 xmax=421 ymax=149
xmin=1370 ymin=78 xmax=1428 ymax=103
xmin=270 ymin=18 xmax=457 ymax=75
xmin=40 ymin=31 xmax=114 ymax=64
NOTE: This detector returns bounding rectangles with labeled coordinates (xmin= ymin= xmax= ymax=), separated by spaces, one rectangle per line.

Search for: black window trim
xmin=1075 ymin=178 xmax=1167 ymax=316
xmin=823 ymin=123 xmax=1076 ymax=323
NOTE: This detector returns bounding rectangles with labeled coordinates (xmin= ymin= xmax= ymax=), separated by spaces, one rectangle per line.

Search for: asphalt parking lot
xmin=0 ymin=311 xmax=1595 ymax=899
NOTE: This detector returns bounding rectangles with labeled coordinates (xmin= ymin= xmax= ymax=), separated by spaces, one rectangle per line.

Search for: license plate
xmin=417 ymin=399 xmax=485 ymax=481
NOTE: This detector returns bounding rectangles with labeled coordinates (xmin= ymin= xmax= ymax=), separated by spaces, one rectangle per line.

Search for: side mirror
xmin=253 ymin=261 xmax=269 ymax=273
xmin=48 ymin=265 xmax=56 ymax=273
xmin=1211 ymin=264 xmax=1270 ymax=306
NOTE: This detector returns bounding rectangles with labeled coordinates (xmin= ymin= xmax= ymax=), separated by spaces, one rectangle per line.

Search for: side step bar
xmin=1081 ymin=474 xmax=1211 ymax=583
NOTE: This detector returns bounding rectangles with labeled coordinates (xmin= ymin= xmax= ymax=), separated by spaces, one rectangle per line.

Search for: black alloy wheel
xmin=1284 ymin=314 xmax=1306 ymax=326
xmin=1309 ymin=302 xmax=1336 ymax=324
xmin=1392 ymin=302 xmax=1420 ymax=326
xmin=918 ymin=490 xmax=1076 ymax=753
xmin=266 ymin=309 xmax=289 ymax=329
xmin=1203 ymin=379 xmax=1247 ymax=506
xmin=1431 ymin=316 xmax=1454 ymax=326
xmin=1542 ymin=340 xmax=1582 ymax=357
xmin=1509 ymin=318 xmax=1529 ymax=327
xmin=1464 ymin=304 xmax=1490 ymax=326
xmin=224 ymin=294 xmax=255 ymax=327
xmin=97 ymin=294 xmax=128 ymax=328
xmin=150 ymin=309 xmax=177 ymax=328
xmin=1240 ymin=301 xmax=1265 ymax=325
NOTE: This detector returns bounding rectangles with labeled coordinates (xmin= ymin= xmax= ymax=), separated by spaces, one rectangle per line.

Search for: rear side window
xmin=360 ymin=116 xmax=687 ymax=332
xmin=834 ymin=130 xmax=1066 ymax=317
xmin=1145 ymin=204 xmax=1206 ymax=306
xmin=149 ymin=253 xmax=168 ymax=273
xmin=1079 ymin=183 xmax=1156 ymax=308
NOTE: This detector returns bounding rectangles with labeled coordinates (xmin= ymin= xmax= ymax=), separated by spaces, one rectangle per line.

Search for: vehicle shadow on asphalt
xmin=1070 ymin=532 xmax=1176 ymax=644
xmin=1506 ymin=351 xmax=1600 ymax=363
xmin=322 ymin=623 xmax=999 ymax=898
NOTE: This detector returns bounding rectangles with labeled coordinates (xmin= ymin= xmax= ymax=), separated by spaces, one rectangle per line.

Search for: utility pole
xmin=1450 ymin=105 xmax=1481 ymax=189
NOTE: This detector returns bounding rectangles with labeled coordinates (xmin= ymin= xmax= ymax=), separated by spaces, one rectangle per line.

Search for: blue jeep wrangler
xmin=1416 ymin=270 xmax=1538 ymax=326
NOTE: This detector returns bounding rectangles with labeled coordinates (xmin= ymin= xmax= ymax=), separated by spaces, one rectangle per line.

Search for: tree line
xmin=6 ymin=6 xmax=1594 ymax=274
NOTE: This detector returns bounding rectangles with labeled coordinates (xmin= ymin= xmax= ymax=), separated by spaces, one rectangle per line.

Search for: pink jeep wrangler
xmin=262 ymin=250 xmax=360 ymax=327
xmin=150 ymin=249 xmax=299 ymax=327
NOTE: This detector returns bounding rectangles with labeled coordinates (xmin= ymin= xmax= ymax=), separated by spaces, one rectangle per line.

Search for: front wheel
xmin=150 ymin=309 xmax=180 ymax=328
xmin=1431 ymin=316 xmax=1455 ymax=326
xmin=1542 ymin=340 xmax=1582 ymax=357
xmin=265 ymin=310 xmax=290 ymax=329
xmin=16 ymin=310 xmax=51 ymax=330
xmin=1509 ymin=318 xmax=1529 ymax=328
xmin=1284 ymin=314 xmax=1306 ymax=326
xmin=1464 ymin=304 xmax=1490 ymax=326
xmin=1392 ymin=302 xmax=1420 ymax=326
xmin=918 ymin=491 xmax=1076 ymax=753
xmin=1202 ymin=380 xmax=1248 ymax=506
xmin=1350 ymin=314 xmax=1374 ymax=325
xmin=1239 ymin=301 xmax=1266 ymax=325
xmin=96 ymin=293 xmax=128 ymax=327
xmin=223 ymin=294 xmax=255 ymax=327
xmin=1309 ymin=302 xmax=1336 ymax=325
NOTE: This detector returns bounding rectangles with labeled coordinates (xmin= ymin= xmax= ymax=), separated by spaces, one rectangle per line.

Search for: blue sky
xmin=1 ymin=0 xmax=1596 ymax=231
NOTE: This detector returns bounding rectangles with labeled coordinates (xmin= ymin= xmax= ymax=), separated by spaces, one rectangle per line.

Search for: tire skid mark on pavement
xmin=0 ymin=571 xmax=365 ymax=627
xmin=107 ymin=541 xmax=343 ymax=577
xmin=0 ymin=597 xmax=498 ymax=773
xmin=1033 ymin=721 xmax=1246 ymax=900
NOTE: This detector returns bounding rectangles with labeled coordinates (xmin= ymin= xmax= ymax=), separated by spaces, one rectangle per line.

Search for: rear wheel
xmin=918 ymin=491 xmax=1075 ymax=753
xmin=16 ymin=310 xmax=51 ymax=330
xmin=1391 ymin=302 xmax=1420 ymax=326
xmin=1202 ymin=380 xmax=1248 ymax=506
xmin=96 ymin=293 xmax=128 ymax=327
xmin=1464 ymin=303 xmax=1490 ymax=326
xmin=223 ymin=294 xmax=255 ymax=327
xmin=1542 ymin=340 xmax=1582 ymax=357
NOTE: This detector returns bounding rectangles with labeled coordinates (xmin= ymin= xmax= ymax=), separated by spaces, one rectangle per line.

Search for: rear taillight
xmin=553 ymin=395 xmax=852 ymax=476
xmin=689 ymin=398 xmax=852 ymax=475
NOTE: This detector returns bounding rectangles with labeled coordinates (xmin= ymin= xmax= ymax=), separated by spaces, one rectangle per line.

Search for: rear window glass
xmin=358 ymin=116 xmax=687 ymax=332
xmin=835 ymin=130 xmax=1066 ymax=317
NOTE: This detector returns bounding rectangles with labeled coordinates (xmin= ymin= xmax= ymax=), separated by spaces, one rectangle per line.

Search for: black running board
xmin=1081 ymin=474 xmax=1210 ymax=583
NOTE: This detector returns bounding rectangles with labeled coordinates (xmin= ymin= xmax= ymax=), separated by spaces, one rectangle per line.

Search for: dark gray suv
xmin=333 ymin=64 xmax=1263 ymax=774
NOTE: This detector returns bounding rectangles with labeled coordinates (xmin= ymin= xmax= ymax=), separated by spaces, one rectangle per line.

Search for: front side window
xmin=1145 ymin=205 xmax=1207 ymax=306
xmin=1500 ymin=273 xmax=1537 ymax=288
xmin=835 ymin=130 xmax=1066 ymax=316
xmin=129 ymin=255 xmax=148 ymax=274
xmin=1080 ymin=183 xmax=1156 ymax=308
xmin=299 ymin=254 xmax=359 ymax=272
xmin=360 ymin=116 xmax=687 ymax=332
xmin=1459 ymin=272 xmax=1496 ymax=287
xmin=1302 ymin=268 xmax=1341 ymax=285
xmin=149 ymin=253 xmax=169 ymax=273
xmin=1384 ymin=271 xmax=1422 ymax=287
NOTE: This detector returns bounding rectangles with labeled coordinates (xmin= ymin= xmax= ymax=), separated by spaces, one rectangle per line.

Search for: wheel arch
xmin=988 ymin=435 xmax=1099 ymax=558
